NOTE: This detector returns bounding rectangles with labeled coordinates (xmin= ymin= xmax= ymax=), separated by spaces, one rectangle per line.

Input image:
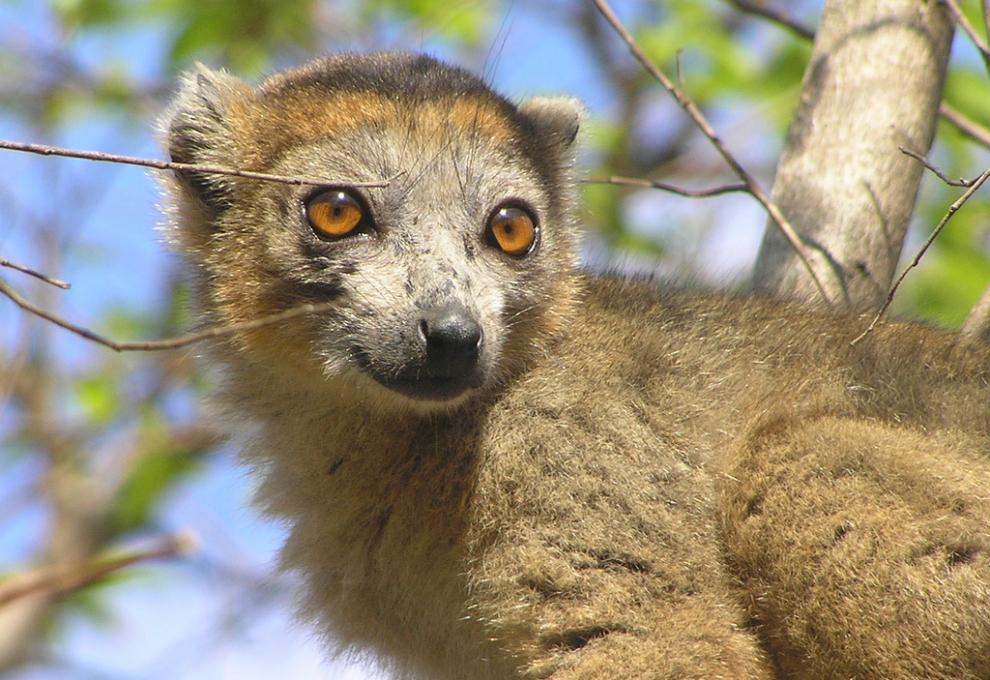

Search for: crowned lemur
xmin=162 ymin=53 xmax=990 ymax=679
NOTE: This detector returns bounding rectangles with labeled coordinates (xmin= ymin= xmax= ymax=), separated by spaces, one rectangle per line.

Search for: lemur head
xmin=163 ymin=53 xmax=583 ymax=411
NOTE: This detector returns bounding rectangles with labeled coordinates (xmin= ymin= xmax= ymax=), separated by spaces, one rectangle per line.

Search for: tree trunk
xmin=752 ymin=0 xmax=953 ymax=310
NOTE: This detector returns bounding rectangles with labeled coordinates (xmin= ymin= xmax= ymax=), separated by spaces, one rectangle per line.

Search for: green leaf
xmin=361 ymin=0 xmax=491 ymax=45
xmin=104 ymin=307 xmax=154 ymax=341
xmin=944 ymin=67 xmax=990 ymax=125
xmin=74 ymin=374 xmax=119 ymax=426
xmin=52 ymin=0 xmax=131 ymax=27
xmin=105 ymin=413 xmax=203 ymax=537
xmin=140 ymin=0 xmax=320 ymax=72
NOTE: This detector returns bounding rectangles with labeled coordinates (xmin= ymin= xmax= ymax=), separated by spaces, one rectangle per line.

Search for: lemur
xmin=162 ymin=53 xmax=990 ymax=679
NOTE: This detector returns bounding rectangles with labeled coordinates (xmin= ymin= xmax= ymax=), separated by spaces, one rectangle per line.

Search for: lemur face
xmin=163 ymin=54 xmax=583 ymax=411
xmin=267 ymin=117 xmax=561 ymax=406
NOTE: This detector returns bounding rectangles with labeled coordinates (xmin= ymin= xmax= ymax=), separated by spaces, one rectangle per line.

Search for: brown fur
xmin=162 ymin=54 xmax=990 ymax=679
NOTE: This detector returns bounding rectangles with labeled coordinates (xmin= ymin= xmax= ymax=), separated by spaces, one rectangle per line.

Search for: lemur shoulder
xmin=163 ymin=53 xmax=990 ymax=680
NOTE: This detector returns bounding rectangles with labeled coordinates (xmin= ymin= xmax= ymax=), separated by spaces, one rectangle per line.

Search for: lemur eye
xmin=486 ymin=205 xmax=538 ymax=257
xmin=306 ymin=190 xmax=366 ymax=239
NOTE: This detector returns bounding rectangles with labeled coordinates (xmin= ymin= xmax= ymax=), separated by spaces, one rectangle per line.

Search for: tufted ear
xmin=518 ymin=96 xmax=585 ymax=151
xmin=163 ymin=63 xmax=252 ymax=214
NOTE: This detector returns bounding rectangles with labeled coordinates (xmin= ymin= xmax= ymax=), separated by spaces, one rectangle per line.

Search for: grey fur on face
xmin=162 ymin=53 xmax=583 ymax=411
xmin=218 ymin=108 xmax=575 ymax=406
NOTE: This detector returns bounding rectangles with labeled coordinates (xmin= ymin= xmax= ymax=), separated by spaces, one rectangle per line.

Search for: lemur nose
xmin=418 ymin=303 xmax=483 ymax=376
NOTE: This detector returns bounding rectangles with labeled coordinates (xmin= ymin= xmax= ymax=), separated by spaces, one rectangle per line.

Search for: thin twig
xmin=724 ymin=0 xmax=815 ymax=39
xmin=0 ymin=139 xmax=391 ymax=188
xmin=591 ymin=0 xmax=832 ymax=304
xmin=0 ymin=534 xmax=195 ymax=606
xmin=894 ymin=149 xmax=990 ymax=341
xmin=0 ymin=277 xmax=336 ymax=352
xmin=0 ymin=257 xmax=70 ymax=289
xmin=939 ymin=102 xmax=990 ymax=149
xmin=583 ymin=176 xmax=748 ymax=197
xmin=851 ymin=166 xmax=990 ymax=345
xmin=898 ymin=147 xmax=975 ymax=187
xmin=942 ymin=0 xmax=990 ymax=74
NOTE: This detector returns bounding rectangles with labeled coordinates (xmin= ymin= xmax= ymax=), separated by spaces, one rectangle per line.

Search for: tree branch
xmin=898 ymin=146 xmax=975 ymax=187
xmin=939 ymin=102 xmax=990 ymax=149
xmin=728 ymin=1 xmax=989 ymax=153
xmin=590 ymin=0 xmax=832 ymax=304
xmin=723 ymin=0 xmax=815 ymax=39
xmin=0 ymin=257 xmax=70 ymax=289
xmin=895 ymin=148 xmax=990 ymax=348
xmin=852 ymin=165 xmax=990 ymax=345
xmin=0 ymin=534 xmax=195 ymax=607
xmin=942 ymin=0 xmax=990 ymax=74
xmin=0 ymin=139 xmax=393 ymax=188
xmin=582 ymin=176 xmax=748 ymax=197
xmin=0 ymin=277 xmax=336 ymax=352
xmin=752 ymin=0 xmax=953 ymax=309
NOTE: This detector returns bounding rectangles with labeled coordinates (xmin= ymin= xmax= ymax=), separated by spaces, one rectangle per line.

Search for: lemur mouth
xmin=351 ymin=346 xmax=485 ymax=402
xmin=376 ymin=374 xmax=484 ymax=401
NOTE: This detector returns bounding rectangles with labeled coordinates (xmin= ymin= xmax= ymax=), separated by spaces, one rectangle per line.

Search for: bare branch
xmin=724 ymin=0 xmax=815 ymax=40
xmin=899 ymin=147 xmax=975 ymax=187
xmin=939 ymin=102 xmax=990 ymax=149
xmin=959 ymin=282 xmax=990 ymax=346
xmin=590 ymin=0 xmax=832 ymax=304
xmin=852 ymin=166 xmax=990 ymax=345
xmin=942 ymin=0 xmax=990 ymax=74
xmin=0 ymin=277 xmax=336 ymax=352
xmin=893 ymin=149 xmax=990 ymax=341
xmin=582 ymin=176 xmax=748 ymax=197
xmin=0 ymin=258 xmax=70 ymax=289
xmin=0 ymin=534 xmax=195 ymax=607
xmin=0 ymin=139 xmax=392 ymax=188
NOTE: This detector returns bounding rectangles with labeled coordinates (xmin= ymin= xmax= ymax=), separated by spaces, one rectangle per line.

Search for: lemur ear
xmin=518 ymin=96 xmax=585 ymax=150
xmin=163 ymin=63 xmax=252 ymax=214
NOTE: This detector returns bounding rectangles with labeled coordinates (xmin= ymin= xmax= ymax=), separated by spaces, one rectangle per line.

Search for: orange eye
xmin=306 ymin=190 xmax=366 ymax=239
xmin=487 ymin=206 xmax=538 ymax=256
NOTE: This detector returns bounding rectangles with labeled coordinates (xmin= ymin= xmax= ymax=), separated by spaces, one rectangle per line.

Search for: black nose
xmin=418 ymin=303 xmax=483 ymax=377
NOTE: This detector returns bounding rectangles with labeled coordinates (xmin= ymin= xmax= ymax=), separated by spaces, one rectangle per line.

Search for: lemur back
xmin=163 ymin=53 xmax=990 ymax=680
